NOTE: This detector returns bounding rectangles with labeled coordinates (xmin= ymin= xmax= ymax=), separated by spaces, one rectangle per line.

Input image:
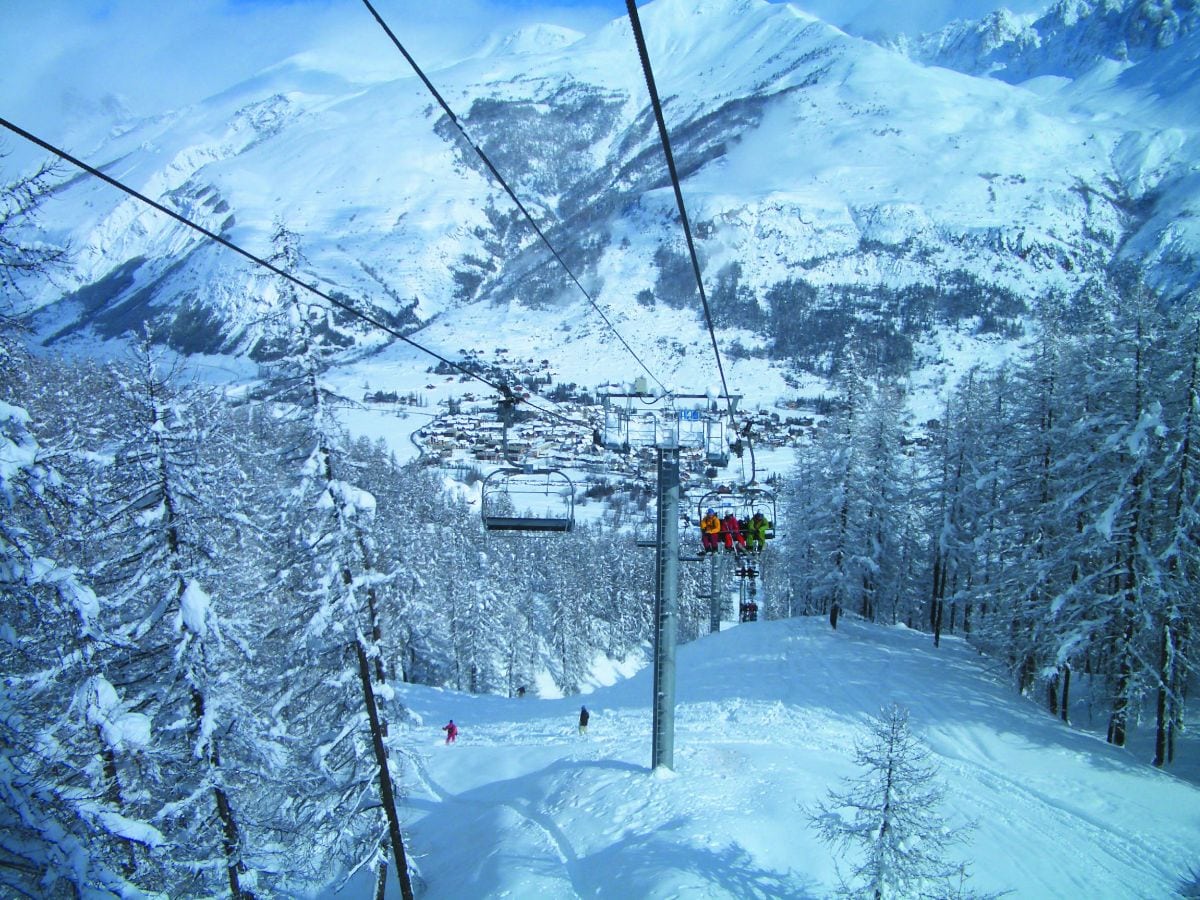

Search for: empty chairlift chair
xmin=481 ymin=466 xmax=576 ymax=532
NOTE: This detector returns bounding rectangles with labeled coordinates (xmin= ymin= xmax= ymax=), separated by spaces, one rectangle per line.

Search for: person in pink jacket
xmin=442 ymin=720 xmax=458 ymax=744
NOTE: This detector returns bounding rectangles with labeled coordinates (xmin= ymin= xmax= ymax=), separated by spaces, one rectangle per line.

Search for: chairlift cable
xmin=624 ymin=0 xmax=758 ymax=483
xmin=0 ymin=116 xmax=592 ymax=431
xmin=361 ymin=0 xmax=671 ymax=398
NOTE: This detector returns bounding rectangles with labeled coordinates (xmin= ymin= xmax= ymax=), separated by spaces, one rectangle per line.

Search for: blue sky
xmin=0 ymin=0 xmax=617 ymax=160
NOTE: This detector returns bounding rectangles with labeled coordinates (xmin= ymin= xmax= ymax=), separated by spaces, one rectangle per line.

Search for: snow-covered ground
xmin=329 ymin=615 xmax=1200 ymax=899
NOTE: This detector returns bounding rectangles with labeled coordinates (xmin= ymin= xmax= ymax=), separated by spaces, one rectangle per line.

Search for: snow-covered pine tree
xmin=853 ymin=379 xmax=913 ymax=626
xmin=0 ymin=155 xmax=69 ymax=304
xmin=0 ymin=360 xmax=157 ymax=897
xmin=780 ymin=446 xmax=825 ymax=619
xmin=1040 ymin=278 xmax=1168 ymax=748
xmin=811 ymin=703 xmax=983 ymax=899
xmin=783 ymin=357 xmax=910 ymax=631
xmin=793 ymin=350 xmax=873 ymax=630
xmin=253 ymin=220 xmax=415 ymax=899
xmin=926 ymin=381 xmax=973 ymax=648
xmin=946 ymin=366 xmax=1013 ymax=657
xmin=76 ymin=336 xmax=270 ymax=895
xmin=964 ymin=297 xmax=1087 ymax=708
xmin=545 ymin=534 xmax=601 ymax=692
xmin=346 ymin=435 xmax=480 ymax=688
xmin=483 ymin=532 xmax=546 ymax=696
xmin=1154 ymin=308 xmax=1200 ymax=765
xmin=0 ymin=166 xmax=155 ymax=896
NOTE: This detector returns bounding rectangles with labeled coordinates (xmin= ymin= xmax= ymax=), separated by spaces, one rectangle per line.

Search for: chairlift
xmin=479 ymin=390 xmax=575 ymax=533
xmin=599 ymin=390 xmax=735 ymax=460
xmin=696 ymin=485 xmax=777 ymax=551
xmin=698 ymin=486 xmax=776 ymax=528
xmin=481 ymin=467 xmax=575 ymax=532
xmin=738 ymin=577 xmax=760 ymax=622
xmin=704 ymin=416 xmax=729 ymax=466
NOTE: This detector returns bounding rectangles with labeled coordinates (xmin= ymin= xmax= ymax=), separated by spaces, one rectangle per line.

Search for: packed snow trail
xmin=324 ymin=617 xmax=1200 ymax=899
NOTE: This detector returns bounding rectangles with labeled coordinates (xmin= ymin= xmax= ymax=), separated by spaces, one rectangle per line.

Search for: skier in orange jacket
xmin=700 ymin=508 xmax=722 ymax=553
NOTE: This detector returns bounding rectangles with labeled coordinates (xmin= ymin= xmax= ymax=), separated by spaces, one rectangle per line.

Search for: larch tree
xmin=0 ymin=161 xmax=151 ymax=897
xmin=1048 ymin=281 xmax=1166 ymax=748
xmin=0 ymin=363 xmax=155 ymax=897
xmin=811 ymin=703 xmax=982 ymax=900
xmin=255 ymin=220 xmax=415 ymax=899
xmin=0 ymin=155 xmax=69 ymax=306
xmin=853 ymin=380 xmax=911 ymax=626
xmin=1154 ymin=309 xmax=1200 ymax=765
xmin=968 ymin=302 xmax=1081 ymax=708
xmin=82 ymin=337 xmax=265 ymax=895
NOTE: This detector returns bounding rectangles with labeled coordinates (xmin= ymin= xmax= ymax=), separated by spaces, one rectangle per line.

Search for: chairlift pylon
xmin=599 ymin=390 xmax=737 ymax=461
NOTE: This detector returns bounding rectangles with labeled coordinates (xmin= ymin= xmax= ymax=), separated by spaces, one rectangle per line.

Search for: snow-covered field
xmin=331 ymin=615 xmax=1200 ymax=899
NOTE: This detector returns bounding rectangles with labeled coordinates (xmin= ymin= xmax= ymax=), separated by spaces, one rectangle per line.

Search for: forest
xmin=781 ymin=271 xmax=1199 ymax=769
xmin=3 ymin=160 xmax=1199 ymax=896
xmin=1 ymin=173 xmax=663 ymax=895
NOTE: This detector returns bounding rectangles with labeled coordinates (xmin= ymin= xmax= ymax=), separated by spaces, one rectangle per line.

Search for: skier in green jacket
xmin=746 ymin=512 xmax=772 ymax=553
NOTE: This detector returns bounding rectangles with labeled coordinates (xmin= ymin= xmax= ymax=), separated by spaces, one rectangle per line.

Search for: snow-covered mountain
xmin=345 ymin=615 xmax=1200 ymax=898
xmin=11 ymin=0 xmax=1200 ymax=391
xmin=902 ymin=0 xmax=1199 ymax=82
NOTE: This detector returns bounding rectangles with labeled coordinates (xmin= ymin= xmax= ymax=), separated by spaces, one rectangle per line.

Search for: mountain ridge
xmin=900 ymin=0 xmax=1200 ymax=83
xmin=11 ymin=0 xmax=1198 ymax=391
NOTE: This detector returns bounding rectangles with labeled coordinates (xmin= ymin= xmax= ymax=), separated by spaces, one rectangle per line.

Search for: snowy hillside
xmin=349 ymin=616 xmax=1200 ymax=899
xmin=8 ymin=0 xmax=1198 ymax=390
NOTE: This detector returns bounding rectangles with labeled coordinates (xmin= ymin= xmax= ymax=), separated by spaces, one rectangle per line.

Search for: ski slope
xmin=330 ymin=616 xmax=1200 ymax=899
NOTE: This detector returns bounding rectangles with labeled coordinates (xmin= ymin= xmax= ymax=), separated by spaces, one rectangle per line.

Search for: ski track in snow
xmin=935 ymin=745 xmax=1163 ymax=895
xmin=343 ymin=616 xmax=1200 ymax=900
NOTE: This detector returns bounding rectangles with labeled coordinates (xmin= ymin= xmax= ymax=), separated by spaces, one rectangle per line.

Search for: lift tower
xmin=601 ymin=387 xmax=736 ymax=771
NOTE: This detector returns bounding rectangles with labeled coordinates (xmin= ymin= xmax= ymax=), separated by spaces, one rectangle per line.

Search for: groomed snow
xmin=327 ymin=615 xmax=1200 ymax=899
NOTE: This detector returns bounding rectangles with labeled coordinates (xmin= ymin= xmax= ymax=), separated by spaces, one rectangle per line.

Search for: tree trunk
xmin=356 ymin=641 xmax=414 ymax=900
xmin=193 ymin=689 xmax=248 ymax=898
xmin=930 ymin=550 xmax=947 ymax=649
xmin=1107 ymin=619 xmax=1135 ymax=747
xmin=97 ymin=726 xmax=123 ymax=806
xmin=1060 ymin=664 xmax=1071 ymax=725
xmin=929 ymin=552 xmax=942 ymax=634
xmin=375 ymin=861 xmax=388 ymax=900
xmin=214 ymin=781 xmax=248 ymax=899
xmin=1170 ymin=619 xmax=1189 ymax=764
xmin=1017 ymin=649 xmax=1037 ymax=697
xmin=1154 ymin=620 xmax=1177 ymax=767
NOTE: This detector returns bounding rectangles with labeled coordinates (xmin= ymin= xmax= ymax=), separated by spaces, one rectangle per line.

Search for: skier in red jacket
xmin=722 ymin=512 xmax=745 ymax=552
xmin=442 ymin=720 xmax=458 ymax=744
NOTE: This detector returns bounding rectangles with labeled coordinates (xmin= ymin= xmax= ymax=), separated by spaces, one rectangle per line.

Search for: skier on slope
xmin=442 ymin=719 xmax=458 ymax=744
xmin=578 ymin=706 xmax=590 ymax=736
